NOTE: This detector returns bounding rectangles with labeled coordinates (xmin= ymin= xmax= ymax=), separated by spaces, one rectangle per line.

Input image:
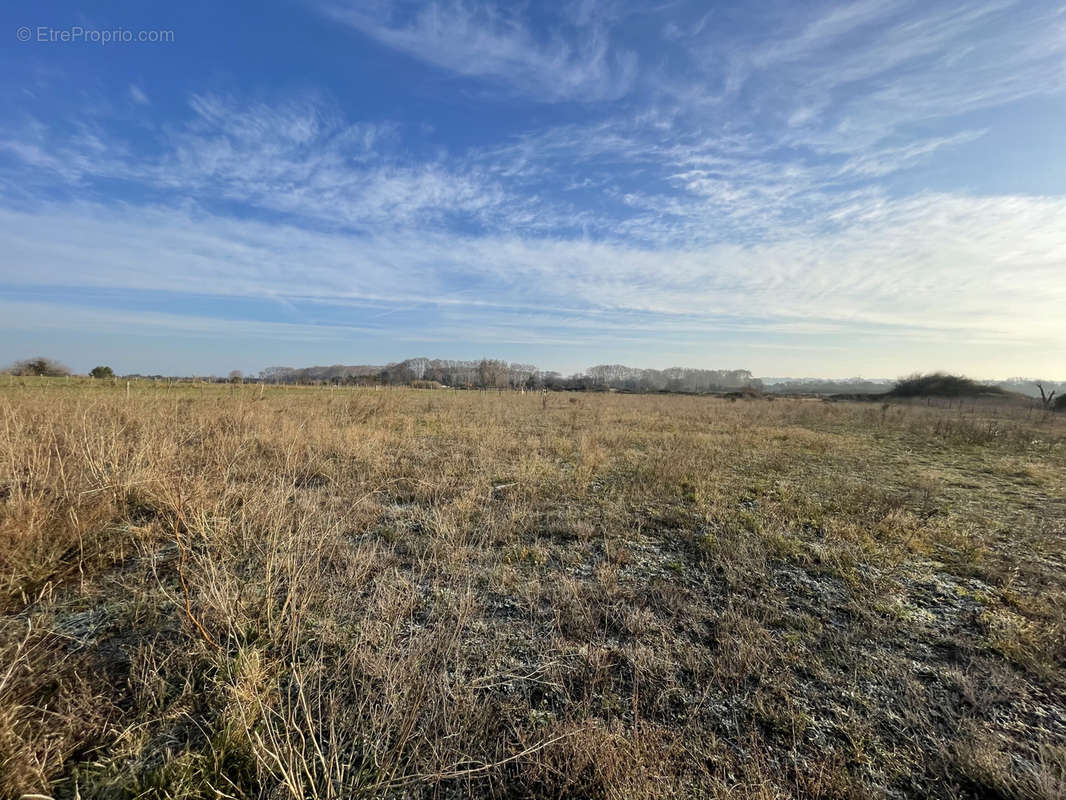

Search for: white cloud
xmin=0 ymin=96 xmax=561 ymax=234
xmin=1 ymin=191 xmax=1063 ymax=351
xmin=657 ymin=0 xmax=1066 ymax=159
xmin=319 ymin=0 xmax=637 ymax=101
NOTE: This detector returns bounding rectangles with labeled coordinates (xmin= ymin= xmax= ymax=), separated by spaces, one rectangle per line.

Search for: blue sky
xmin=2 ymin=0 xmax=1065 ymax=378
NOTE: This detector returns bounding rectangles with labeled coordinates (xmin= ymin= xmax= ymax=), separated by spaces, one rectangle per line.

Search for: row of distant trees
xmin=1 ymin=355 xmax=758 ymax=394
xmin=763 ymin=378 xmax=893 ymax=394
xmin=6 ymin=356 xmax=1065 ymax=405
xmin=257 ymin=358 xmax=762 ymax=393
xmin=4 ymin=358 xmax=115 ymax=378
xmin=258 ymin=359 xmax=541 ymax=389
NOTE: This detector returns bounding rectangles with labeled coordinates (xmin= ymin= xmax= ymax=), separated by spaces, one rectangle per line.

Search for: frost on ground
xmin=1 ymin=382 xmax=1063 ymax=799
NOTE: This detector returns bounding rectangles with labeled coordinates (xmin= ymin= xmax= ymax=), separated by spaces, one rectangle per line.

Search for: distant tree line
xmin=4 ymin=355 xmax=1063 ymax=406
xmin=579 ymin=364 xmax=760 ymax=393
xmin=763 ymin=378 xmax=893 ymax=395
xmin=257 ymin=358 xmax=761 ymax=393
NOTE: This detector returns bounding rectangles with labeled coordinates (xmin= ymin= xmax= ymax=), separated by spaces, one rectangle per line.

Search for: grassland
xmin=1 ymin=379 xmax=1064 ymax=799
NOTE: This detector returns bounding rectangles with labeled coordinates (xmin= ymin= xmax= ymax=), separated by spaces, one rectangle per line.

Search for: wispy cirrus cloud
xmin=1 ymin=84 xmax=1064 ymax=342
xmin=733 ymin=1 xmax=1063 ymax=147
xmin=2 ymin=189 xmax=1064 ymax=344
xmin=319 ymin=0 xmax=638 ymax=101
xmin=0 ymin=95 xmax=578 ymax=234
xmin=652 ymin=0 xmax=1065 ymax=160
xmin=129 ymin=85 xmax=150 ymax=105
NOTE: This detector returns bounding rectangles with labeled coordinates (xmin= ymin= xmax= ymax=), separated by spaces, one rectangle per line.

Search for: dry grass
xmin=1 ymin=378 xmax=1064 ymax=799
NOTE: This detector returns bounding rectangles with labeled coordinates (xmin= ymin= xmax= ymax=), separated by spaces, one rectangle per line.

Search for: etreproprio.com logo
xmin=16 ymin=25 xmax=175 ymax=44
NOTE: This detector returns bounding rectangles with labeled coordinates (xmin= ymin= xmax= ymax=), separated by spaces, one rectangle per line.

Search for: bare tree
xmin=1037 ymin=382 xmax=1057 ymax=409
xmin=477 ymin=359 xmax=508 ymax=389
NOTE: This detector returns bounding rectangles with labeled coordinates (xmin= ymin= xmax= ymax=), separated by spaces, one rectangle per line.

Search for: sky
xmin=1 ymin=0 xmax=1065 ymax=379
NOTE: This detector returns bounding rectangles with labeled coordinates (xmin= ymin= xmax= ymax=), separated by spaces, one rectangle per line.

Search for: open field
xmin=1 ymin=379 xmax=1064 ymax=799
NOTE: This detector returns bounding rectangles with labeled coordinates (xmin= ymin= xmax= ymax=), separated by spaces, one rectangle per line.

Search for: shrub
xmin=888 ymin=372 xmax=1003 ymax=398
xmin=6 ymin=357 xmax=71 ymax=377
xmin=90 ymin=366 xmax=114 ymax=379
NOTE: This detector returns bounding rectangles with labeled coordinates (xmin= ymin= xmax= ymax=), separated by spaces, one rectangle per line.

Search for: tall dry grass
xmin=1 ymin=379 xmax=1064 ymax=799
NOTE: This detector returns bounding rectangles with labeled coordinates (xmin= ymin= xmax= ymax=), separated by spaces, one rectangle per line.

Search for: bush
xmin=1054 ymin=394 xmax=1066 ymax=412
xmin=888 ymin=372 xmax=1003 ymax=398
xmin=6 ymin=357 xmax=71 ymax=377
xmin=90 ymin=366 xmax=114 ymax=379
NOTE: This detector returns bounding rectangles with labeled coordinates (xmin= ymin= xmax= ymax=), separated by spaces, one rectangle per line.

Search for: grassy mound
xmin=888 ymin=372 xmax=1005 ymax=399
